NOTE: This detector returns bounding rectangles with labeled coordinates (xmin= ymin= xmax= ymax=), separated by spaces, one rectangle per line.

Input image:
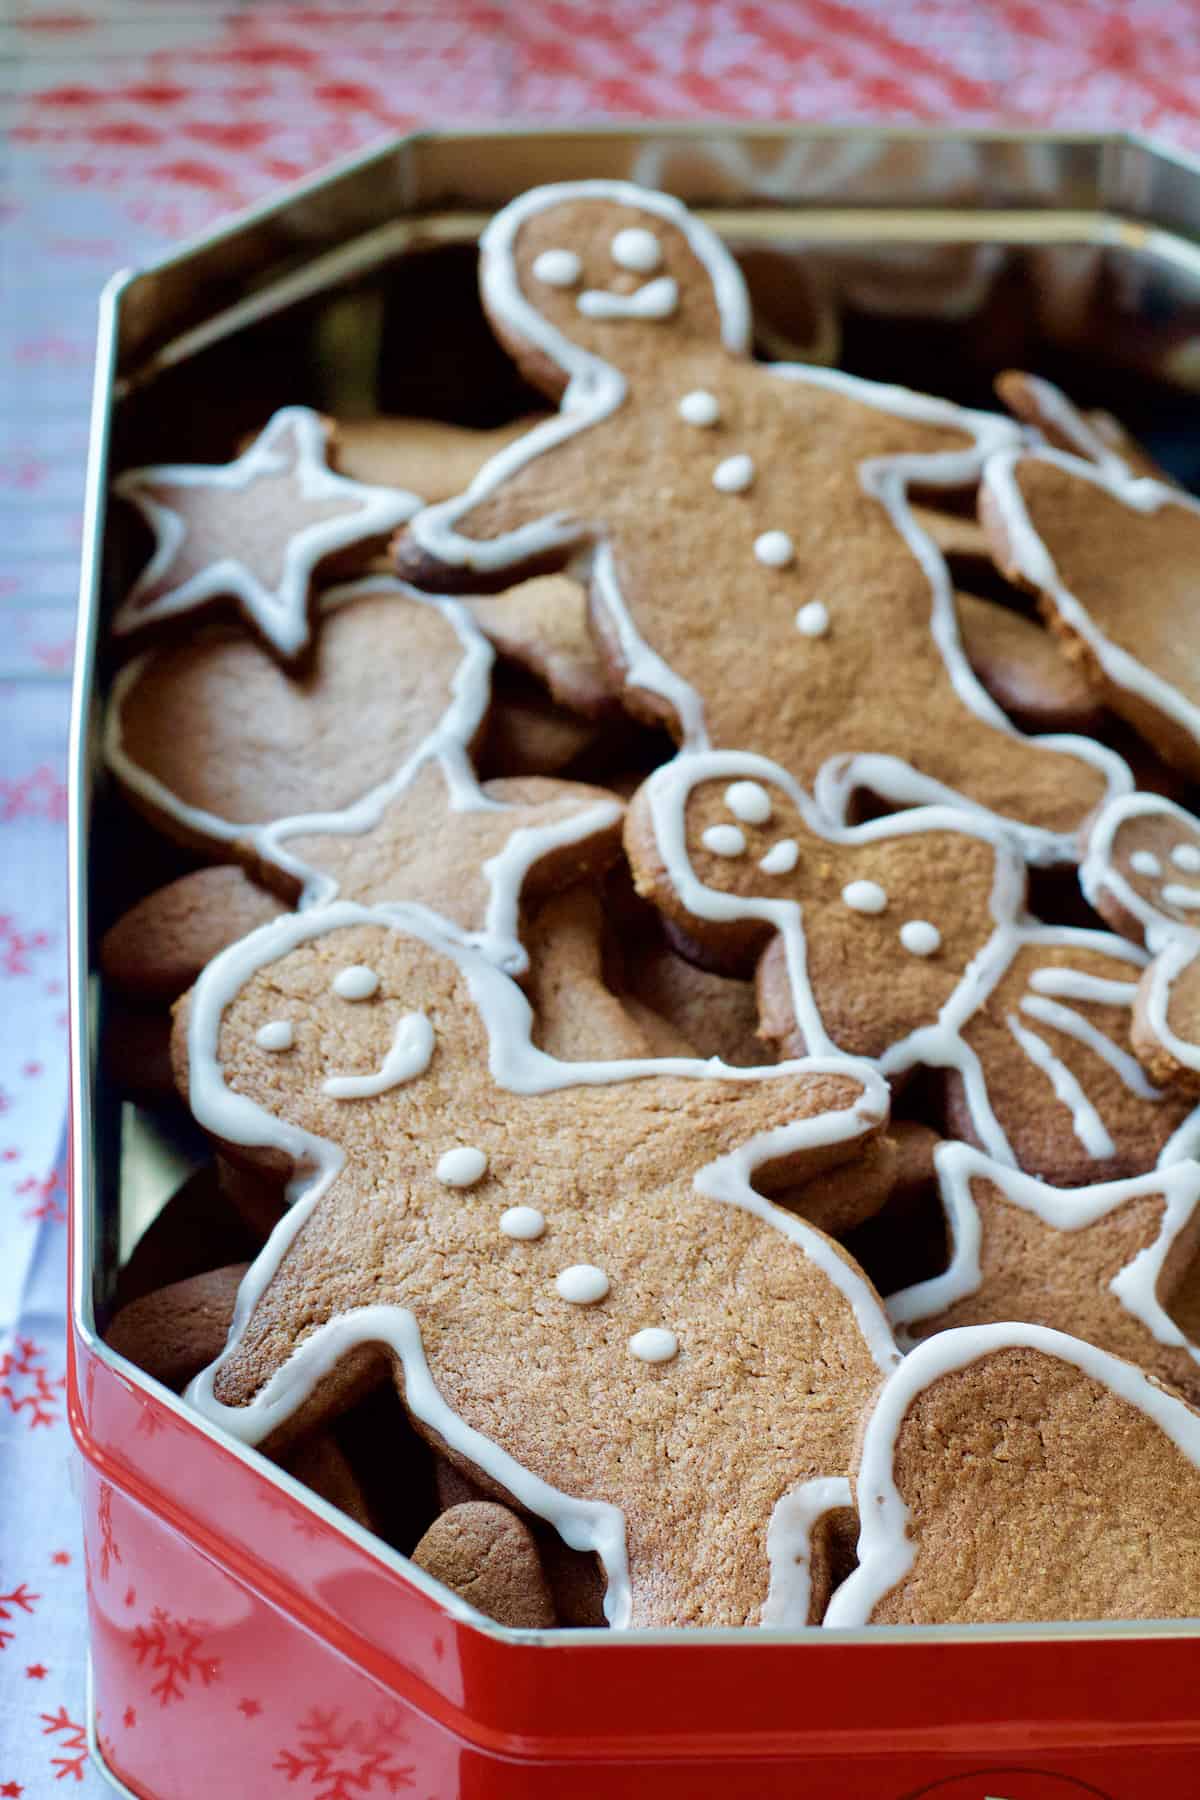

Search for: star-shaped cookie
xmin=112 ymin=407 xmax=420 ymax=659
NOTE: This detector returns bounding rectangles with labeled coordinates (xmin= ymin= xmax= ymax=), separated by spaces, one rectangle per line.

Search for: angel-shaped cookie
xmin=981 ymin=437 xmax=1200 ymax=779
xmin=105 ymin=577 xmax=623 ymax=977
xmin=1082 ymin=793 xmax=1200 ymax=1099
xmin=626 ymin=750 xmax=1196 ymax=1185
xmin=179 ymin=901 xmax=899 ymax=1629
xmin=824 ymin=1323 xmax=1200 ymax=1626
xmin=396 ymin=180 xmax=1128 ymax=864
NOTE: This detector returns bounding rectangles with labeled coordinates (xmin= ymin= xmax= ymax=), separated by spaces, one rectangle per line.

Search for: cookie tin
xmin=70 ymin=125 xmax=1200 ymax=1800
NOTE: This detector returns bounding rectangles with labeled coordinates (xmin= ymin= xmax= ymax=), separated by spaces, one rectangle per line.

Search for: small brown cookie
xmin=476 ymin=676 xmax=604 ymax=779
xmin=101 ymin=866 xmax=288 ymax=1003
xmin=101 ymin=1004 xmax=178 ymax=1106
xmin=112 ymin=407 xmax=419 ymax=660
xmin=618 ymin=936 xmax=764 ymax=1067
xmin=333 ymin=413 xmax=547 ymax=502
xmin=281 ymin=1431 xmax=375 ymax=1533
xmin=411 ymin=1502 xmax=556 ymax=1628
xmin=114 ymin=1165 xmax=265 ymax=1311
xmin=955 ymin=589 xmax=1107 ymax=735
xmin=432 ymin=1455 xmax=607 ymax=1625
xmin=466 ymin=573 xmax=614 ymax=719
xmin=888 ymin=1144 xmax=1200 ymax=1401
xmin=981 ymin=443 xmax=1200 ymax=778
xmin=180 ymin=903 xmax=898 ymax=1629
xmin=826 ymin=1324 xmax=1200 ymax=1626
xmin=524 ymin=887 xmax=661 ymax=1062
xmin=105 ymin=1263 xmax=249 ymax=1392
xmin=1080 ymin=792 xmax=1200 ymax=948
xmin=398 ymin=181 xmax=1120 ymax=864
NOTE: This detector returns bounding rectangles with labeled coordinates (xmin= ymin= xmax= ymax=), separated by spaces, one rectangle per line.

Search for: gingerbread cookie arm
xmin=887 ymin=1142 xmax=1200 ymax=1396
xmin=825 ymin=1323 xmax=1200 ymax=1627
xmin=981 ymin=444 xmax=1200 ymax=779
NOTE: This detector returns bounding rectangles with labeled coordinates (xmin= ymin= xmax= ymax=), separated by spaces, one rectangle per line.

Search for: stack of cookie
xmin=99 ymin=180 xmax=1200 ymax=1634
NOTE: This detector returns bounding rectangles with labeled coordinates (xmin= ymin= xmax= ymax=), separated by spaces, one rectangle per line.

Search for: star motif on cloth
xmin=1 ymin=1780 xmax=24 ymax=1795
xmin=111 ymin=407 xmax=420 ymax=659
xmin=25 ymin=1663 xmax=47 ymax=1680
xmin=238 ymin=1698 xmax=262 ymax=1718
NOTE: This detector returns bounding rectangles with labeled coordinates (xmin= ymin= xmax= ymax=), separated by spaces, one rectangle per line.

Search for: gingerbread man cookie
xmin=112 ymin=407 xmax=419 ymax=659
xmin=626 ymin=750 xmax=1195 ymax=1183
xmin=825 ymin=1323 xmax=1200 ymax=1626
xmin=981 ymin=440 xmax=1200 ymax=779
xmin=397 ymin=181 xmax=1127 ymax=863
xmin=179 ymin=900 xmax=899 ymax=1629
xmin=1082 ymin=793 xmax=1200 ymax=1096
xmin=888 ymin=1142 xmax=1200 ymax=1401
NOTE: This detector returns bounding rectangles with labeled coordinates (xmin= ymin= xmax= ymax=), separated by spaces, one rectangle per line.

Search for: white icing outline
xmin=405 ymin=183 xmax=1126 ymax=866
xmin=824 ymin=1321 xmax=1200 ymax=1628
xmin=111 ymin=407 xmax=421 ymax=657
xmin=761 ymin=1475 xmax=853 ymax=1628
xmin=983 ymin=443 xmax=1200 ymax=769
xmin=1004 ymin=372 xmax=1137 ymax=482
xmin=641 ymin=748 xmax=1175 ymax=1170
xmin=888 ymin=1142 xmax=1200 ymax=1357
xmin=1142 ymin=935 xmax=1200 ymax=1080
xmin=1081 ymin=792 xmax=1200 ymax=952
xmin=182 ymin=898 xmax=897 ymax=1630
xmin=106 ymin=575 xmax=622 ymax=976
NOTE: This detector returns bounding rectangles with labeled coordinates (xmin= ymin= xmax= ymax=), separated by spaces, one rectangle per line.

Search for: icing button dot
xmin=1172 ymin=844 xmax=1200 ymax=872
xmin=900 ymin=920 xmax=941 ymax=957
xmin=532 ymin=248 xmax=581 ymax=288
xmin=555 ymin=1264 xmax=610 ymax=1305
xmin=629 ymin=1327 xmax=679 ymax=1364
xmin=256 ymin=1020 xmax=293 ymax=1052
xmin=842 ymin=880 xmax=888 ymax=915
xmin=1130 ymin=851 xmax=1162 ymax=877
xmin=712 ymin=454 xmax=754 ymax=494
xmin=435 ymin=1146 xmax=488 ymax=1188
xmin=500 ymin=1205 xmax=545 ymax=1241
xmin=795 ymin=601 xmax=830 ymax=637
xmin=333 ymin=964 xmax=379 ymax=1000
xmin=754 ymin=531 xmax=794 ymax=569
xmin=701 ymin=823 xmax=746 ymax=857
xmin=611 ymin=227 xmax=662 ymax=272
xmin=724 ymin=780 xmax=772 ymax=824
xmin=760 ymin=839 xmax=798 ymax=875
xmin=679 ymin=390 xmax=720 ymax=427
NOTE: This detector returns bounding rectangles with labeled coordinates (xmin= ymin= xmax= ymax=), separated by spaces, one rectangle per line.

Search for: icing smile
xmin=576 ymin=276 xmax=679 ymax=321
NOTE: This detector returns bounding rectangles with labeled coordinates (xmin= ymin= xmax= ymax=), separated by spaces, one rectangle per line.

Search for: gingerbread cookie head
xmin=181 ymin=900 xmax=899 ymax=1629
xmin=480 ymin=181 xmax=751 ymax=396
xmin=112 ymin=408 xmax=420 ymax=659
xmin=1082 ymin=793 xmax=1200 ymax=951
xmin=826 ymin=1323 xmax=1200 ymax=1627
xmin=625 ymin=750 xmax=1024 ymax=1065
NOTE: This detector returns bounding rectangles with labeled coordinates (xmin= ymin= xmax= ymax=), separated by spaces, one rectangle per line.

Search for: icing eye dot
xmin=795 ymin=602 xmax=830 ymax=637
xmin=555 ymin=1264 xmax=610 ymax=1305
xmin=435 ymin=1146 xmax=488 ymax=1188
xmin=611 ymin=227 xmax=662 ymax=272
xmin=724 ymin=780 xmax=772 ymax=824
xmin=500 ymin=1204 xmax=545 ymax=1241
xmin=1172 ymin=844 xmax=1200 ymax=872
xmin=679 ymin=390 xmax=720 ymax=427
xmin=760 ymin=839 xmax=798 ymax=875
xmin=256 ymin=1020 xmax=294 ymax=1052
xmin=333 ymin=965 xmax=379 ymax=1001
xmin=712 ymin=454 xmax=754 ymax=494
xmin=842 ymin=880 xmax=888 ymax=915
xmin=701 ymin=823 xmax=746 ymax=857
xmin=754 ymin=531 xmax=794 ymax=569
xmin=900 ymin=920 xmax=941 ymax=957
xmin=532 ymin=248 xmax=581 ymax=288
xmin=1130 ymin=850 xmax=1162 ymax=877
xmin=629 ymin=1327 xmax=679 ymax=1364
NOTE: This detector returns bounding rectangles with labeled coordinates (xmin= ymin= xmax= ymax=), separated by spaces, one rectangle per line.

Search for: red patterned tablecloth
xmin=4 ymin=2 xmax=1200 ymax=1789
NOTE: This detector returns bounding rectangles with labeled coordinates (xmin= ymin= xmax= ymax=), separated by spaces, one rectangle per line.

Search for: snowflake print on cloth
xmin=40 ymin=1706 xmax=87 ymax=1782
xmin=0 ymin=1340 xmax=64 ymax=1429
xmin=0 ymin=1583 xmax=38 ymax=1650
xmin=130 ymin=1608 xmax=220 ymax=1705
xmin=274 ymin=1707 xmax=415 ymax=1800
xmin=0 ymin=918 xmax=50 ymax=978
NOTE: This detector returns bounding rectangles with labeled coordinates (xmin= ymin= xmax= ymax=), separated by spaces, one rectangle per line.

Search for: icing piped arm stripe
xmin=762 ymin=1476 xmax=853 ymax=1628
xmin=1005 ymin=1012 xmax=1115 ymax=1158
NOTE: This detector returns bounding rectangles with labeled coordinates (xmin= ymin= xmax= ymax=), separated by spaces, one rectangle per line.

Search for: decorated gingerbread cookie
xmin=178 ymin=899 xmax=899 ymax=1629
xmin=626 ymin=750 xmax=1195 ymax=1183
xmin=825 ymin=1323 xmax=1200 ymax=1626
xmin=888 ymin=1143 xmax=1200 ymax=1400
xmin=112 ymin=407 xmax=419 ymax=659
xmin=981 ymin=440 xmax=1200 ymax=779
xmin=995 ymin=369 xmax=1170 ymax=484
xmin=396 ymin=180 xmax=1127 ymax=863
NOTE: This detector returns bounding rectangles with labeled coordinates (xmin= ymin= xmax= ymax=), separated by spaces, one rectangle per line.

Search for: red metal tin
xmin=69 ymin=126 xmax=1200 ymax=1800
